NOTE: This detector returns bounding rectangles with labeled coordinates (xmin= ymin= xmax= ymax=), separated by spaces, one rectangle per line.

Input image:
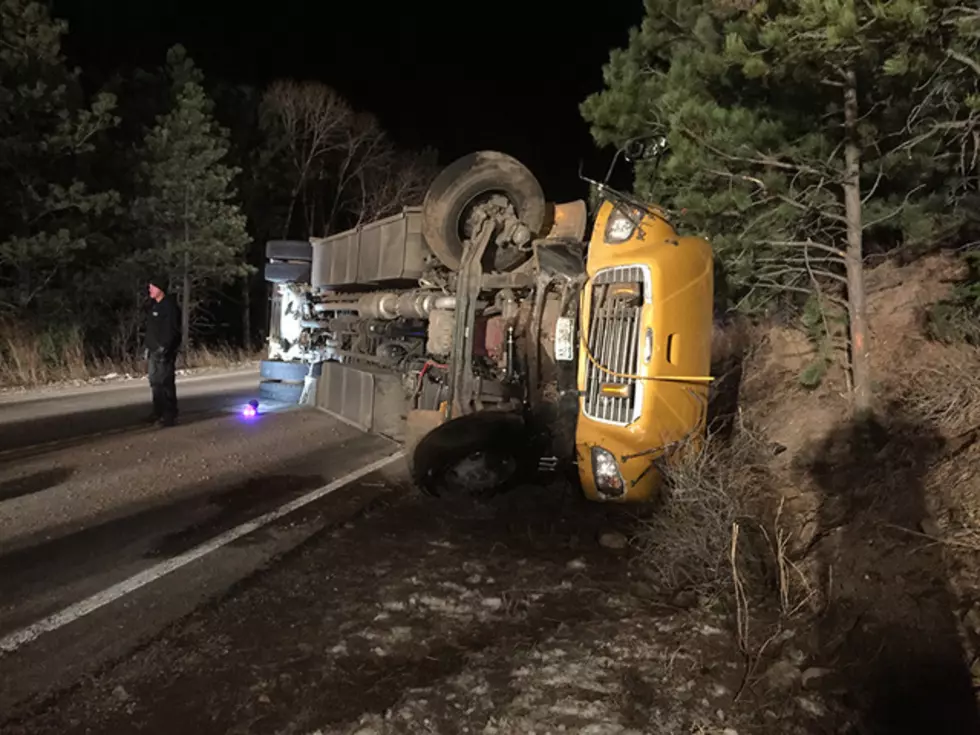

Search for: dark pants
xmin=148 ymin=350 xmax=178 ymax=423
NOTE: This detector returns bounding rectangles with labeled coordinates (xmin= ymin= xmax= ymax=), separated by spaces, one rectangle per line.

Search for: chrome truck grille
xmin=582 ymin=265 xmax=650 ymax=425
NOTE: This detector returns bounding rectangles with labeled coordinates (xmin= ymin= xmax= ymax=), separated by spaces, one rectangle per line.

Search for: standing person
xmin=145 ymin=275 xmax=182 ymax=426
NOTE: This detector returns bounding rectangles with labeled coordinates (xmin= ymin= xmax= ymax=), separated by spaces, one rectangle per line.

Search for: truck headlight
xmin=591 ymin=446 xmax=625 ymax=498
xmin=604 ymin=206 xmax=643 ymax=244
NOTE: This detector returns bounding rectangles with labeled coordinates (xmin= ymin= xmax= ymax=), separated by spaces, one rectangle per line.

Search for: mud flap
xmin=314 ymin=362 xmax=376 ymax=431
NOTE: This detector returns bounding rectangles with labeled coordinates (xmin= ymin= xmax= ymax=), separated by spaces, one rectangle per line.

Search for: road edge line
xmin=0 ymin=450 xmax=405 ymax=655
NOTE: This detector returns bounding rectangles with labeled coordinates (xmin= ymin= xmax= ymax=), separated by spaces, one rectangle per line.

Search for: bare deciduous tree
xmin=356 ymin=147 xmax=439 ymax=224
xmin=261 ymin=80 xmax=352 ymax=237
xmin=262 ymin=79 xmax=440 ymax=237
xmin=323 ymin=112 xmax=391 ymax=233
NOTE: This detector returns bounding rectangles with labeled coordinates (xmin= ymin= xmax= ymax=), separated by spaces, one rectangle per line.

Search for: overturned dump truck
xmin=261 ymin=150 xmax=714 ymax=502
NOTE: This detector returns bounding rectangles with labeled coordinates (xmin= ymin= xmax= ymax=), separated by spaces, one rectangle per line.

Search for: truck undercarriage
xmin=264 ymin=152 xmax=587 ymax=498
xmin=261 ymin=147 xmax=715 ymax=503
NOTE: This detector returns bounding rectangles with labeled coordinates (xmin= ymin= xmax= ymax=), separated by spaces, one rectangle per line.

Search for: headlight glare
xmin=591 ymin=446 xmax=626 ymax=498
xmin=604 ymin=206 xmax=643 ymax=244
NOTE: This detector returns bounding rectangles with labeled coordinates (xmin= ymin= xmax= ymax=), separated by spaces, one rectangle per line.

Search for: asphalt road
xmin=0 ymin=368 xmax=261 ymax=457
xmin=0 ymin=371 xmax=402 ymax=716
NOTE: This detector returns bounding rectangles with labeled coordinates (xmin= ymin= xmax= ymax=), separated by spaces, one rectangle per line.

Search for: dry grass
xmin=632 ymin=428 xmax=776 ymax=598
xmin=0 ymin=322 xmax=91 ymax=387
xmin=894 ymin=344 xmax=980 ymax=436
xmin=632 ymin=419 xmax=820 ymax=665
xmin=0 ymin=322 xmax=260 ymax=389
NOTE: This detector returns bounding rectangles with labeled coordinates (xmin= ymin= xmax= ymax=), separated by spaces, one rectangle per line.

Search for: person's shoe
xmin=147 ymin=413 xmax=162 ymax=424
xmin=160 ymin=416 xmax=177 ymax=427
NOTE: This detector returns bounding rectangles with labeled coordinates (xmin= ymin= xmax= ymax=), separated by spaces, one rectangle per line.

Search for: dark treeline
xmin=0 ymin=0 xmax=437 ymax=384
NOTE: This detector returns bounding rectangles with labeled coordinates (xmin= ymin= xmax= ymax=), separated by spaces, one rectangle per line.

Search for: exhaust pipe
xmin=313 ymin=291 xmax=457 ymax=319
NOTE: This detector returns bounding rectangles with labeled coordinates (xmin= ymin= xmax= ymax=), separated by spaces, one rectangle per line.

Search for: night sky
xmin=51 ymin=0 xmax=643 ymax=202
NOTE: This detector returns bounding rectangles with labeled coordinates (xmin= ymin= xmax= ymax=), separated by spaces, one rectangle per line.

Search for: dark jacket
xmin=145 ymin=294 xmax=182 ymax=355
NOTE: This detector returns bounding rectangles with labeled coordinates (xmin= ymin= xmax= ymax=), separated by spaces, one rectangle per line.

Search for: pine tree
xmin=0 ymin=0 xmax=118 ymax=314
xmin=917 ymin=4 xmax=980 ymax=341
xmin=582 ymin=0 xmax=968 ymax=415
xmin=134 ymin=46 xmax=251 ymax=350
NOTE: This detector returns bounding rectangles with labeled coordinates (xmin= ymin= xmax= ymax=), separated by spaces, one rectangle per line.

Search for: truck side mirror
xmin=624 ymin=139 xmax=646 ymax=162
xmin=624 ymin=136 xmax=668 ymax=163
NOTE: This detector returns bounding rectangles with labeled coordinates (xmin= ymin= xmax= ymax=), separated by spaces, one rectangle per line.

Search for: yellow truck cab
xmin=576 ymin=200 xmax=714 ymax=502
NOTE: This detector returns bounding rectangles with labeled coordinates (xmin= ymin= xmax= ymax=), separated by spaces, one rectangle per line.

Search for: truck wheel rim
xmin=444 ymin=450 xmax=517 ymax=493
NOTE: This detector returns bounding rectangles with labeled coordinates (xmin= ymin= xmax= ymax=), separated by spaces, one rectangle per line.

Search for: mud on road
xmin=2 ymin=473 xmax=827 ymax=735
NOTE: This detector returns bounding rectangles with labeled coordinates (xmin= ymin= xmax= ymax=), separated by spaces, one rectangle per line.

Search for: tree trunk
xmin=241 ymin=275 xmax=251 ymax=352
xmin=843 ymin=67 xmax=872 ymax=416
xmin=328 ymin=157 xmax=353 ymax=234
xmin=283 ymin=186 xmax=299 ymax=239
xmin=181 ymin=251 xmax=191 ymax=357
xmin=301 ymin=186 xmax=312 ymax=237
xmin=182 ymin=188 xmax=192 ymax=362
xmin=16 ymin=268 xmax=31 ymax=311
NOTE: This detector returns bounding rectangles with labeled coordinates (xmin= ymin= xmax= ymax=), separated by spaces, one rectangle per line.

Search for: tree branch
xmin=862 ymin=185 xmax=926 ymax=230
xmin=760 ymin=240 xmax=847 ymax=259
xmin=756 ymin=255 xmax=845 ymax=267
xmin=753 ymin=279 xmax=850 ymax=309
xmin=705 ymin=169 xmax=767 ymax=192
xmin=680 ymin=127 xmax=835 ymax=178
xmin=777 ymin=194 xmax=849 ymax=225
xmin=862 ymin=166 xmax=884 ymax=205
xmin=948 ymin=49 xmax=980 ymax=78
xmin=757 ymin=265 xmax=849 ymax=286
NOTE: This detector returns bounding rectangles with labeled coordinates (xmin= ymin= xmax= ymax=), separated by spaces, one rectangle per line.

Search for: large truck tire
xmin=422 ymin=151 xmax=546 ymax=273
xmin=266 ymin=240 xmax=313 ymax=262
xmin=411 ymin=411 xmax=533 ymax=499
xmin=259 ymin=359 xmax=318 ymax=382
xmin=265 ymin=261 xmax=311 ymax=284
xmin=258 ymin=379 xmax=304 ymax=404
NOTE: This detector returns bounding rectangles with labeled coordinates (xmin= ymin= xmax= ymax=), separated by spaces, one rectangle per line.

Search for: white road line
xmin=0 ymin=450 xmax=405 ymax=655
